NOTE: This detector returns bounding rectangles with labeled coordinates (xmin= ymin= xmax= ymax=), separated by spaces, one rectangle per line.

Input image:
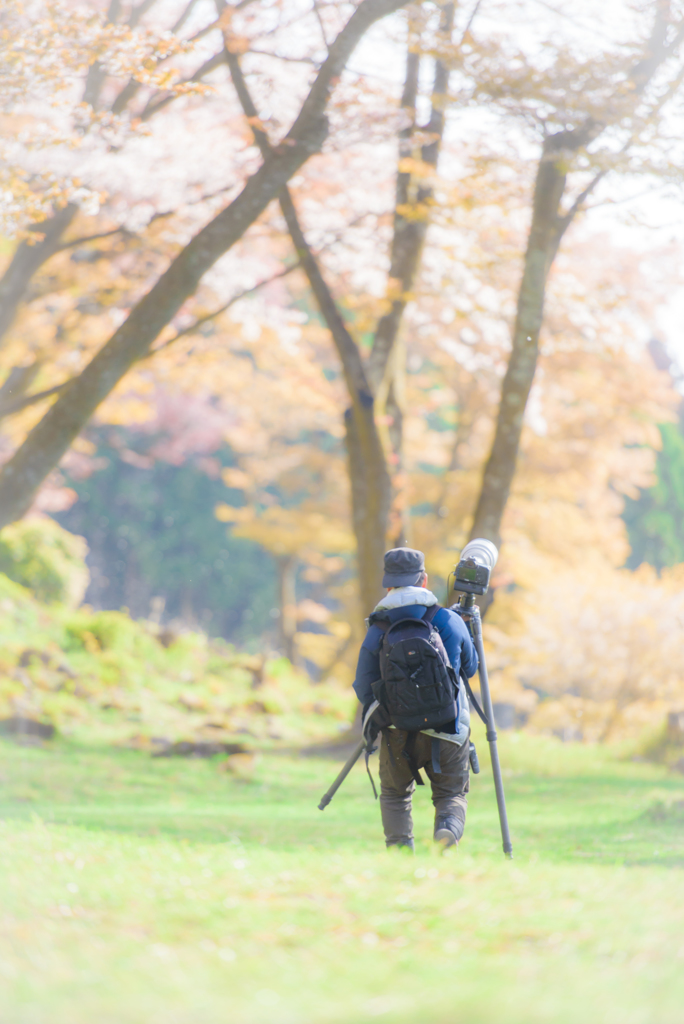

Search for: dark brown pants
xmin=379 ymin=729 xmax=470 ymax=847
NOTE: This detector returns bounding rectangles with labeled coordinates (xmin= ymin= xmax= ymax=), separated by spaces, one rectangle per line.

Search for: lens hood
xmin=460 ymin=538 xmax=499 ymax=570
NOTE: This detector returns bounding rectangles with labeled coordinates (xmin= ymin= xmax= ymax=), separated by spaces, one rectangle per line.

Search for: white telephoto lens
xmin=460 ymin=538 xmax=498 ymax=570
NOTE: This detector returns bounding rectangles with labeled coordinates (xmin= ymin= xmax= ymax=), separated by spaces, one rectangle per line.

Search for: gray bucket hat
xmin=382 ymin=547 xmax=426 ymax=588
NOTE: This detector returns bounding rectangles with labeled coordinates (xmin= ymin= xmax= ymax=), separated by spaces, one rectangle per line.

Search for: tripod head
xmin=450 ymin=538 xmax=499 ymax=611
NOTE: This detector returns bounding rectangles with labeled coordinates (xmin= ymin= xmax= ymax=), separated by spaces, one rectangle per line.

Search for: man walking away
xmin=353 ymin=547 xmax=478 ymax=852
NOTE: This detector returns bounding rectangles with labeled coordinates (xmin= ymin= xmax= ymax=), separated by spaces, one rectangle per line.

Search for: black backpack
xmin=370 ymin=604 xmax=457 ymax=732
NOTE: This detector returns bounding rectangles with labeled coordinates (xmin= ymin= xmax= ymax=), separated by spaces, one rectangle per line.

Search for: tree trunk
xmin=345 ymin=401 xmax=393 ymax=616
xmin=468 ymin=143 xmax=568 ymax=545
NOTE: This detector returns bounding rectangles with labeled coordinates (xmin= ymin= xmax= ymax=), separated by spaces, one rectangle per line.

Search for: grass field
xmin=1 ymin=723 xmax=684 ymax=1024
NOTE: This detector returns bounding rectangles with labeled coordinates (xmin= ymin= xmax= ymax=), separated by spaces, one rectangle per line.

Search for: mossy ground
xmin=1 ymin=723 xmax=683 ymax=1024
xmin=0 ymin=572 xmax=353 ymax=748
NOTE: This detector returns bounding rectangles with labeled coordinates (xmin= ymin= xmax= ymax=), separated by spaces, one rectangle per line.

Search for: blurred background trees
xmin=1 ymin=0 xmax=684 ymax=742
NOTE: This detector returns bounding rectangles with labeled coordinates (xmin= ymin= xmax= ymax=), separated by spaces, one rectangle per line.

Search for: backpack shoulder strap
xmin=421 ymin=603 xmax=454 ymax=676
xmin=422 ymin=603 xmax=441 ymax=624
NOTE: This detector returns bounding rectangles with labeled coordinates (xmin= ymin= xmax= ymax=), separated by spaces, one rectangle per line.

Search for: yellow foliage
xmin=228 ymin=507 xmax=354 ymax=558
xmin=489 ymin=558 xmax=684 ymax=742
xmin=295 ymin=632 xmax=344 ymax=670
xmin=297 ymin=599 xmax=331 ymax=625
xmin=221 ymin=467 xmax=252 ymax=491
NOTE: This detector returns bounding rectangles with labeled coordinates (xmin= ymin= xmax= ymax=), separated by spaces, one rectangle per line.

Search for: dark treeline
xmin=56 ymin=431 xmax=277 ymax=645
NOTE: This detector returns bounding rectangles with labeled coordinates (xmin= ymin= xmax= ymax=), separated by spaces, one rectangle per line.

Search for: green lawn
xmin=1 ymin=725 xmax=684 ymax=1024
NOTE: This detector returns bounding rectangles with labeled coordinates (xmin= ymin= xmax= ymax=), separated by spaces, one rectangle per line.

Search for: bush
xmin=0 ymin=519 xmax=89 ymax=606
xmin=490 ymin=557 xmax=684 ymax=743
xmin=63 ymin=609 xmax=147 ymax=654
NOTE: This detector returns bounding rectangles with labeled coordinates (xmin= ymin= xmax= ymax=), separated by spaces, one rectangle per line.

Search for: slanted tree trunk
xmin=278 ymin=187 xmax=393 ymax=615
xmin=344 ymin=402 xmax=393 ymax=615
xmin=0 ymin=0 xmax=410 ymax=530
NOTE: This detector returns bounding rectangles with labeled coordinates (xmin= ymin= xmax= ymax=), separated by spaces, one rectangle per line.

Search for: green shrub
xmin=63 ymin=609 xmax=144 ymax=653
xmin=0 ymin=519 xmax=89 ymax=606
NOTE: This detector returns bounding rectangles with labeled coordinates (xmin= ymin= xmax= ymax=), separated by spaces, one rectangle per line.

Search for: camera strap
xmin=460 ymin=672 xmax=488 ymax=726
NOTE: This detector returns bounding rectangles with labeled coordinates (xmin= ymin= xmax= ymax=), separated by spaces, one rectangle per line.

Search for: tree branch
xmin=83 ymin=0 xmax=124 ymax=110
xmin=112 ymin=0 xmax=255 ymax=117
xmin=0 ymin=362 xmax=42 ymax=412
xmin=557 ymin=166 xmax=608 ymax=234
xmin=312 ymin=1 xmax=331 ymax=50
xmin=56 ymin=226 xmax=129 ymax=252
xmin=150 ymin=261 xmax=302 ymax=352
xmin=0 ymin=382 xmax=70 ymax=420
xmin=248 ymin=48 xmax=319 ymax=66
xmin=461 ymin=0 xmax=482 ymax=39
xmin=55 ymin=183 xmax=236 ymax=253
xmin=139 ymin=50 xmax=226 ymax=120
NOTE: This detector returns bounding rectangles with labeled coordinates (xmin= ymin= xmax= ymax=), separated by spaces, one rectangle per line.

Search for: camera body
xmin=453 ymin=557 xmax=491 ymax=595
xmin=451 ymin=538 xmax=498 ymax=597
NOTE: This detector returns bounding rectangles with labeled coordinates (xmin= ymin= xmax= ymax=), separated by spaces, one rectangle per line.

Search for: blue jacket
xmin=353 ymin=587 xmax=478 ymax=741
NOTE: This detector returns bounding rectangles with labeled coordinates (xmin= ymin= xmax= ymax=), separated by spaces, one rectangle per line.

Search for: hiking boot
xmin=434 ymin=817 xmax=460 ymax=849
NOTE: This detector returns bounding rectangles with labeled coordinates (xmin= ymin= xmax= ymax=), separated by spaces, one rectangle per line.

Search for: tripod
xmin=453 ymin=590 xmax=513 ymax=859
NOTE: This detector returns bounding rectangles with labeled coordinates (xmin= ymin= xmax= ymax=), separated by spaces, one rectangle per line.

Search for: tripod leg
xmin=470 ymin=609 xmax=513 ymax=858
xmin=318 ymin=738 xmax=367 ymax=810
